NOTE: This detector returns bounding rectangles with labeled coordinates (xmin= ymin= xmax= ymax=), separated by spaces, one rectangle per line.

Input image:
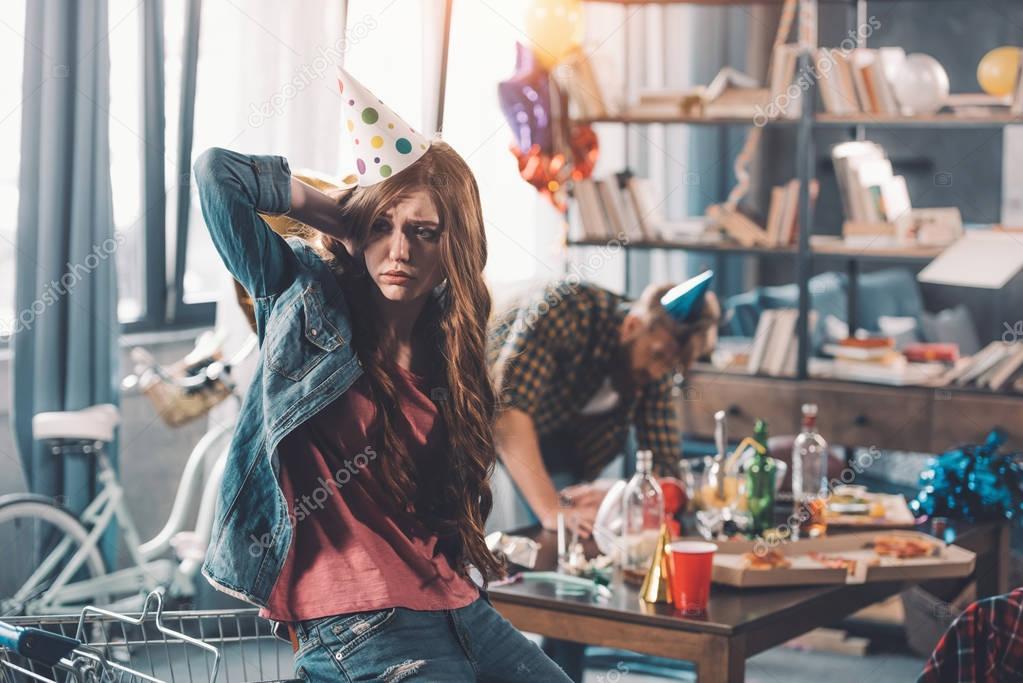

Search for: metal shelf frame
xmin=567 ymin=0 xmax=1008 ymax=380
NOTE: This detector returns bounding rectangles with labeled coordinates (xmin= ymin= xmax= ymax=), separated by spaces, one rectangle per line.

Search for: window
xmin=0 ymin=0 xmax=562 ymax=340
xmin=443 ymin=0 xmax=564 ymax=284
xmin=108 ymin=0 xmax=146 ymax=322
xmin=109 ymin=0 xmax=216 ymax=329
xmin=0 ymin=1 xmax=26 ymax=337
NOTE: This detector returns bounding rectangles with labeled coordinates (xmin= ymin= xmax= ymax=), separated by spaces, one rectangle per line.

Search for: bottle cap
xmin=636 ymin=449 xmax=653 ymax=473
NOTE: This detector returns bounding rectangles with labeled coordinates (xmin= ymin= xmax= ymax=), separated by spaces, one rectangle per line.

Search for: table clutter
xmin=711 ymin=531 xmax=974 ymax=588
xmin=510 ymin=401 xmax=1005 ymax=619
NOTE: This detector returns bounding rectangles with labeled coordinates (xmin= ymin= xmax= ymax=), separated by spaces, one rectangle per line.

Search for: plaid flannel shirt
xmin=918 ymin=588 xmax=1023 ymax=683
xmin=488 ymin=281 xmax=680 ymax=480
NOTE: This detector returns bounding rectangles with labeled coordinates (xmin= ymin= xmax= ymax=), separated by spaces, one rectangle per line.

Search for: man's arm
xmin=490 ymin=288 xmax=604 ymax=535
xmin=493 ymin=408 xmax=562 ymax=531
xmin=494 ymin=408 xmax=599 ymax=537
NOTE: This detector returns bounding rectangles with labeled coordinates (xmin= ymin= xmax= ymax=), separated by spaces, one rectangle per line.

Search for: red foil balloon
xmin=511 ymin=144 xmax=571 ymax=212
xmin=568 ymin=124 xmax=598 ymax=181
xmin=500 ymin=43 xmax=600 ymax=212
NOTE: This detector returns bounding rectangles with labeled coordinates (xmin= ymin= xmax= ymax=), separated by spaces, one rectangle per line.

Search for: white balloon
xmin=893 ymin=53 xmax=950 ymax=116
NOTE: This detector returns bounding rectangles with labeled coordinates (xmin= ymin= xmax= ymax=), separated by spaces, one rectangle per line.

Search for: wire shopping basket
xmin=0 ymin=592 xmax=297 ymax=683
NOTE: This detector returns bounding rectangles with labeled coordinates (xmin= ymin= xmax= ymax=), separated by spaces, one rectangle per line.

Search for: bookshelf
xmin=567 ymin=236 xmax=942 ymax=262
xmin=814 ymin=113 xmax=1023 ymax=128
xmin=576 ymin=113 xmax=1023 ymax=128
xmin=566 ymin=0 xmax=1023 ymax=406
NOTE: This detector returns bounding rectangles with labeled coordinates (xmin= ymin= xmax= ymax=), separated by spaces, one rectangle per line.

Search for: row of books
xmin=572 ymin=175 xmax=665 ymax=242
xmin=832 ymin=140 xmax=911 ymax=229
xmin=704 ymin=179 xmax=819 ymax=249
xmin=813 ymin=47 xmax=906 ymax=116
xmin=764 ymin=179 xmax=818 ymax=247
xmin=554 ymin=48 xmax=608 ymax=120
xmin=560 ymin=42 xmax=1023 ymax=124
xmin=747 ymin=309 xmax=817 ymax=376
xmin=932 ymin=341 xmax=1023 ymax=392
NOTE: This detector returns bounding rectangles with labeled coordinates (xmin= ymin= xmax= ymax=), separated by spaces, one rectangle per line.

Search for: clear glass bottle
xmin=791 ymin=403 xmax=829 ymax=539
xmin=622 ymin=450 xmax=664 ymax=572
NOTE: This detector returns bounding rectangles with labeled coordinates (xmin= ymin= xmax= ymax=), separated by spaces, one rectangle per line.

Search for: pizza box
xmin=825 ymin=492 xmax=917 ymax=529
xmin=707 ymin=531 xmax=976 ymax=588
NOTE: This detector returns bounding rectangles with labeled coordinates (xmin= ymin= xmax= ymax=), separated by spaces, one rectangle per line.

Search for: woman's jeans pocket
xmin=312 ymin=608 xmax=397 ymax=662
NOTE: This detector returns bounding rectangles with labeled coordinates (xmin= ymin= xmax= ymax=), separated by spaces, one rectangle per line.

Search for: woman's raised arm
xmin=193 ymin=146 xmax=299 ymax=300
xmin=287 ymin=177 xmax=350 ymax=242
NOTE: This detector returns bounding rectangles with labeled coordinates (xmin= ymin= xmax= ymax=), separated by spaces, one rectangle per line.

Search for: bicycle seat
xmin=33 ymin=404 xmax=120 ymax=443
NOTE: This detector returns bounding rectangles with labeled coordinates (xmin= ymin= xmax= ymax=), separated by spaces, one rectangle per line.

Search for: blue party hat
xmin=660 ymin=270 xmax=714 ymax=323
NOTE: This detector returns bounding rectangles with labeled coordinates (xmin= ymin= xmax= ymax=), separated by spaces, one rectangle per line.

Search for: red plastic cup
xmin=668 ymin=541 xmax=717 ymax=615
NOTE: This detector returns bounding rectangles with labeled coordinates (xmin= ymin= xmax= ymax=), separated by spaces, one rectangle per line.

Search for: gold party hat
xmin=640 ymin=523 xmax=674 ymax=605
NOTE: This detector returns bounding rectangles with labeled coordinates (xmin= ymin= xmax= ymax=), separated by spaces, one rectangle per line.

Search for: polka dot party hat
xmin=336 ymin=66 xmax=432 ymax=186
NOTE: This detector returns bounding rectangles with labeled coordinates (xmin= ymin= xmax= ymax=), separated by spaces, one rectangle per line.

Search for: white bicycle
xmin=0 ymin=334 xmax=256 ymax=617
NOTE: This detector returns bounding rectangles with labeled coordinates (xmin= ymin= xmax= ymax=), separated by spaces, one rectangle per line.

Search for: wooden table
xmin=488 ymin=522 xmax=1009 ymax=683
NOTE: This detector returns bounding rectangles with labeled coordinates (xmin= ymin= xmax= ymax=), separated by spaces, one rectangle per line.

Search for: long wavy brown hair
xmin=292 ymin=141 xmax=503 ymax=583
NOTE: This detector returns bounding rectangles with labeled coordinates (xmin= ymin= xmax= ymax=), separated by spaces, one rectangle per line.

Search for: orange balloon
xmin=524 ymin=0 xmax=584 ymax=69
xmin=978 ymin=46 xmax=1021 ymax=97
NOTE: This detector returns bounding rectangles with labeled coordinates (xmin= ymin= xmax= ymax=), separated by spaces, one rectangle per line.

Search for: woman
xmin=192 ymin=70 xmax=572 ymax=682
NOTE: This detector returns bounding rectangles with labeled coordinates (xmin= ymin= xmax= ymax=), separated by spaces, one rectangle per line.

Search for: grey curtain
xmin=10 ymin=0 xmax=120 ymax=526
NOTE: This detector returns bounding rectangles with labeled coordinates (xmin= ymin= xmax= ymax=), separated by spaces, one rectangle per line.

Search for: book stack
xmin=555 ymin=48 xmax=608 ymax=120
xmin=832 ymin=141 xmax=912 ymax=240
xmin=627 ymin=89 xmax=703 ymax=119
xmin=625 ymin=67 xmax=767 ymax=120
xmin=764 ymin=179 xmax=820 ymax=247
xmin=746 ymin=309 xmax=818 ymax=376
xmin=573 ymin=174 xmax=702 ymax=242
xmin=808 ymin=337 xmax=946 ymax=385
xmin=932 ymin=341 xmax=1023 ymax=392
xmin=770 ymin=44 xmax=806 ymax=119
xmin=815 ymin=47 xmax=905 ymax=116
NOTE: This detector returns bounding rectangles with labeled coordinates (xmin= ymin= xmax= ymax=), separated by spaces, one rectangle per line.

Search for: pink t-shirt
xmin=260 ymin=363 xmax=479 ymax=622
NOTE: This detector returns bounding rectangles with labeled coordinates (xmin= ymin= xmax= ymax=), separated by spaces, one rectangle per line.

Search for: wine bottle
xmin=744 ymin=420 xmax=776 ymax=537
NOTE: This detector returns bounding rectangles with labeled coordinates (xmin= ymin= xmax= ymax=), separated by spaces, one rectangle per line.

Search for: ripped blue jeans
xmin=291 ymin=592 xmax=572 ymax=682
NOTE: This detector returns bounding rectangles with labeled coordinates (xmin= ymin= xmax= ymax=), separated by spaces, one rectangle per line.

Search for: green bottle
xmin=745 ymin=419 xmax=776 ymax=537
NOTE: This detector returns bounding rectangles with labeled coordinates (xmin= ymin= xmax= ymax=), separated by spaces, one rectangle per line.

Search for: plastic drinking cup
xmin=667 ymin=541 xmax=717 ymax=615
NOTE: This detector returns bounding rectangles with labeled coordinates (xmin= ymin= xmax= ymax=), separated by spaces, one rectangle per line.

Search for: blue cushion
xmin=855 ymin=268 xmax=925 ymax=332
xmin=722 ymin=268 xmax=923 ymax=352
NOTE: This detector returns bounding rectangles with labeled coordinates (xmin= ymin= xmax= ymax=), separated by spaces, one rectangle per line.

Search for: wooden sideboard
xmin=681 ymin=370 xmax=1023 ymax=453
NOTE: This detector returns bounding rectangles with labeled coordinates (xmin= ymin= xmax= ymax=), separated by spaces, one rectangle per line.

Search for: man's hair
xmin=631 ymin=282 xmax=721 ymax=369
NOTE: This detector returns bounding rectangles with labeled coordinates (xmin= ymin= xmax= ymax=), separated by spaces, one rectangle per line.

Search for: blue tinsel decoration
xmin=910 ymin=429 xmax=1023 ymax=526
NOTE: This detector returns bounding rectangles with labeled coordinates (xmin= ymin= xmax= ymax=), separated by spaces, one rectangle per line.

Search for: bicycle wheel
xmin=0 ymin=494 xmax=107 ymax=616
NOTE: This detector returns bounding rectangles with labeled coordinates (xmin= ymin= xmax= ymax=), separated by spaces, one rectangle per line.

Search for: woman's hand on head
xmin=287 ymin=177 xmax=351 ymax=241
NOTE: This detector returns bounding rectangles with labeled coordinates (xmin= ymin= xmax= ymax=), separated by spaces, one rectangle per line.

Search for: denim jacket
xmin=192 ymin=147 xmax=364 ymax=606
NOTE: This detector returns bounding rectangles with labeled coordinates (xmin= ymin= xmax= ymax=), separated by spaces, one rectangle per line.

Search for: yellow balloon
xmin=525 ymin=0 xmax=585 ymax=70
xmin=978 ymin=46 xmax=1021 ymax=97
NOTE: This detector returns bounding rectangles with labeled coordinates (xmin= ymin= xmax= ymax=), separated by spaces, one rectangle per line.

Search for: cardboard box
xmin=825 ymin=492 xmax=917 ymax=529
xmin=707 ymin=531 xmax=975 ymax=588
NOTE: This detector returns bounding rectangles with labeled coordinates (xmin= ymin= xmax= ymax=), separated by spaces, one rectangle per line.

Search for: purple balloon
xmin=498 ymin=42 xmax=553 ymax=154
